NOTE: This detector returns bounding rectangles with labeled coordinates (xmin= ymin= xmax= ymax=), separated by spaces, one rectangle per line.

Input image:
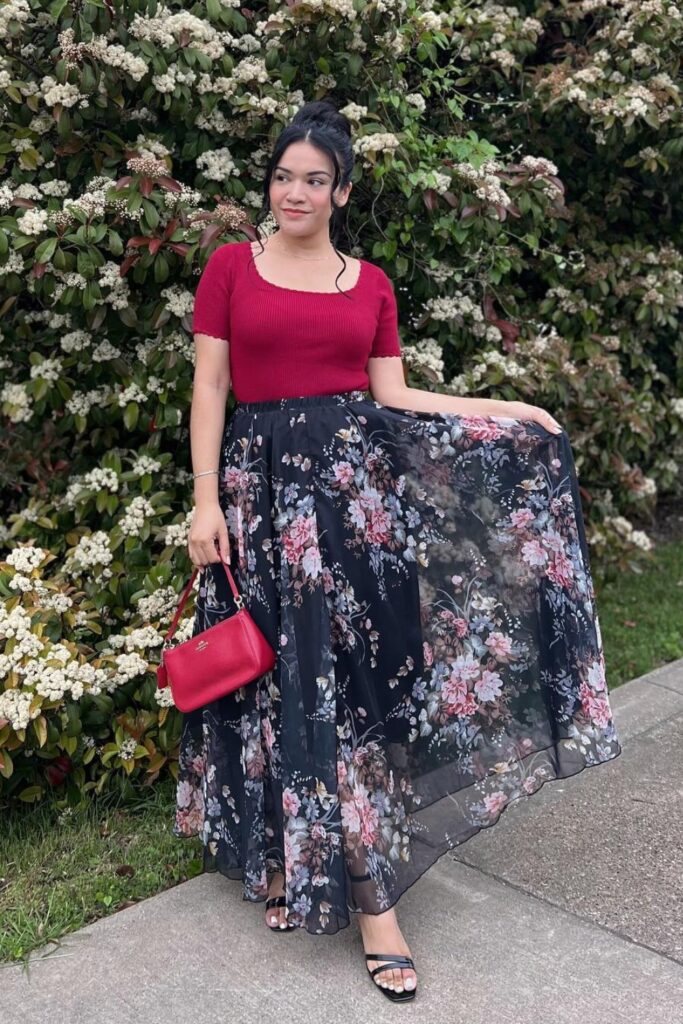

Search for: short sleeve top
xmin=191 ymin=240 xmax=403 ymax=402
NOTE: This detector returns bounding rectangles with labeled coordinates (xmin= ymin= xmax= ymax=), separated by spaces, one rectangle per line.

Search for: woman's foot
xmin=265 ymin=870 xmax=290 ymax=929
xmin=357 ymin=906 xmax=417 ymax=994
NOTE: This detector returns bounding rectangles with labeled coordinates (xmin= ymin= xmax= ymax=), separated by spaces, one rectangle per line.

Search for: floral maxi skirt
xmin=173 ymin=389 xmax=622 ymax=934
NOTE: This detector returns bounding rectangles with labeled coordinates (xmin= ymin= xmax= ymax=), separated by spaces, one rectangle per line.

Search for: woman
xmin=174 ymin=100 xmax=622 ymax=1002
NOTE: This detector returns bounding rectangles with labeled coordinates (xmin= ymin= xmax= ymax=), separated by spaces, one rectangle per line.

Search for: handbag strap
xmin=162 ymin=560 xmax=243 ymax=646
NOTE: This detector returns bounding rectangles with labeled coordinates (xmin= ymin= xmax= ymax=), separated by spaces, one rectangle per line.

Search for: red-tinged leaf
xmin=162 ymin=218 xmax=178 ymax=239
xmin=148 ymin=237 xmax=162 ymax=255
xmin=32 ymin=262 xmax=48 ymax=279
xmin=114 ymin=175 xmax=133 ymax=188
xmin=441 ymin=191 xmax=459 ymax=208
xmin=167 ymin=242 xmax=191 ymax=256
xmin=422 ymin=188 xmax=439 ymax=211
xmin=127 ymin=236 xmax=151 ymax=248
xmin=140 ymin=178 xmax=153 ymax=197
xmin=199 ymin=222 xmax=226 ymax=248
xmin=120 ymin=254 xmax=138 ymax=276
xmin=460 ymin=204 xmax=481 ymax=219
xmin=506 ymin=204 xmax=522 ymax=218
xmin=157 ymin=176 xmax=183 ymax=193
xmin=12 ymin=197 xmax=37 ymax=209
xmin=548 ymin=175 xmax=565 ymax=193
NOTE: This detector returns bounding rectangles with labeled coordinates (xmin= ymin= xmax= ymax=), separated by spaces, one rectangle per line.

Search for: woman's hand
xmin=501 ymin=400 xmax=563 ymax=434
xmin=188 ymin=503 xmax=231 ymax=570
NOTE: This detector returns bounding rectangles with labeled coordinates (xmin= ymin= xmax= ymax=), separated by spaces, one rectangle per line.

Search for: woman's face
xmin=268 ymin=139 xmax=351 ymax=235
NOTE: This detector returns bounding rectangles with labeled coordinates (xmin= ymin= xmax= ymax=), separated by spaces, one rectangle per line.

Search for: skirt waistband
xmin=233 ymin=389 xmax=368 ymax=414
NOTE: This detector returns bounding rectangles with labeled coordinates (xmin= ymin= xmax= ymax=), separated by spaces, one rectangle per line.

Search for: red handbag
xmin=156 ymin=559 xmax=276 ymax=712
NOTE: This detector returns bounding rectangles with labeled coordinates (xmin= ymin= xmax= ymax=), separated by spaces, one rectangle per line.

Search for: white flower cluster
xmin=232 ymin=56 xmax=270 ymax=85
xmin=62 ymin=467 xmax=120 ymax=509
xmin=98 ymin=261 xmax=132 ymax=311
xmin=30 ymin=356 xmax=62 ymax=383
xmin=0 ymin=252 xmax=24 ymax=278
xmin=353 ymin=133 xmax=400 ymax=164
xmin=116 ymin=382 xmax=147 ymax=407
xmin=40 ymin=76 xmax=84 ymax=109
xmin=63 ymin=189 xmax=108 ymax=220
xmin=152 ymin=63 xmax=197 ymax=95
xmin=164 ymin=509 xmax=195 ymax=548
xmin=65 ymin=386 xmax=111 ymax=419
xmin=112 ymin=651 xmax=149 ymax=685
xmin=91 ymin=338 xmax=121 ymax=362
xmin=16 ymin=208 xmax=48 ymax=236
xmin=340 ymin=102 xmax=368 ymax=121
xmin=1 ymin=381 xmax=32 ymax=423
xmin=5 ymin=545 xmax=47 ymax=573
xmin=671 ymin=397 xmax=683 ymax=417
xmin=119 ymin=495 xmax=155 ymax=537
xmin=132 ymin=454 xmax=162 ymax=476
xmin=58 ymin=27 xmax=147 ymax=81
xmin=39 ymin=179 xmax=71 ymax=198
xmin=108 ymin=624 xmax=163 ymax=653
xmin=490 ymin=49 xmax=516 ymax=71
xmin=603 ymin=515 xmax=653 ymax=551
xmin=423 ymin=291 xmax=502 ymax=343
xmin=65 ymin=531 xmax=113 ymax=578
xmin=520 ymin=155 xmax=559 ymax=177
xmin=162 ymin=284 xmax=195 ymax=318
xmin=0 ymin=0 xmax=31 ymax=37
xmin=130 ymin=5 xmax=226 ymax=54
xmin=137 ymin=583 xmax=189 ymax=623
xmin=405 ymin=93 xmax=426 ymax=114
xmin=196 ymin=147 xmax=238 ymax=181
xmin=0 ymin=689 xmax=36 ymax=731
xmin=454 ymin=160 xmax=511 ymax=208
xmin=401 ymin=337 xmax=445 ymax=384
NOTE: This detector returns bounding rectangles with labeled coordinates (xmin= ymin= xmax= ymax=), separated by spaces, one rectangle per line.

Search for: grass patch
xmin=0 ymin=778 xmax=202 ymax=965
xmin=598 ymin=538 xmax=683 ymax=686
xmin=2 ymin=539 xmax=682 ymax=965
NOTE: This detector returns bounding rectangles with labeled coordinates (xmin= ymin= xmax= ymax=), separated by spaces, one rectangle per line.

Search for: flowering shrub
xmin=0 ymin=0 xmax=680 ymax=805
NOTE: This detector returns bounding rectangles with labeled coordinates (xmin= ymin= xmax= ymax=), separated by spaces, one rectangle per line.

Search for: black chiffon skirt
xmin=173 ymin=389 xmax=622 ymax=934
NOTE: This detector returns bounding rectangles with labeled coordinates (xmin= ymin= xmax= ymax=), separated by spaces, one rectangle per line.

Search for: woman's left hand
xmin=503 ymin=401 xmax=563 ymax=434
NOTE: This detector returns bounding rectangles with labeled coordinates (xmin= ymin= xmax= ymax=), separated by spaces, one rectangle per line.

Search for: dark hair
xmin=248 ymin=99 xmax=356 ymax=299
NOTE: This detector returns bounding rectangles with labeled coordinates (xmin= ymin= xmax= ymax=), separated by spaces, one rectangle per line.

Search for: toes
xmin=403 ymin=967 xmax=417 ymax=991
xmin=392 ymin=967 xmax=403 ymax=992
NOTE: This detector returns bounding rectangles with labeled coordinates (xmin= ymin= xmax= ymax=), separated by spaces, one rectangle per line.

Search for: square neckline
xmin=247 ymin=240 xmax=365 ymax=295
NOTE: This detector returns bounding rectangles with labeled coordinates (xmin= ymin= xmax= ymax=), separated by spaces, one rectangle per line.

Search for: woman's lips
xmin=283 ymin=209 xmax=307 ymax=217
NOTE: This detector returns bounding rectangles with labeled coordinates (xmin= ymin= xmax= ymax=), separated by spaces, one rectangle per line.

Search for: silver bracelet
xmin=193 ymin=469 xmax=219 ymax=479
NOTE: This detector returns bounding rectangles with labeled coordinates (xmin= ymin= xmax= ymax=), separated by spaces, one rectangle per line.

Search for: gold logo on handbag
xmin=196 ymin=639 xmax=209 ymax=650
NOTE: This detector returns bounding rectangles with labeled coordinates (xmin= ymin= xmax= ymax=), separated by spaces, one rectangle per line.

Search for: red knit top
xmin=191 ymin=240 xmax=403 ymax=402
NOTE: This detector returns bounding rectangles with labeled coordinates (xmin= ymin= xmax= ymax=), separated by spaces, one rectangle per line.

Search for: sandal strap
xmin=265 ymin=895 xmax=286 ymax=909
xmin=365 ymin=953 xmax=415 ymax=974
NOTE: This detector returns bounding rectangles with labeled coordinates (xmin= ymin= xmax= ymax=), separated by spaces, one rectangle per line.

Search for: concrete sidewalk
xmin=3 ymin=659 xmax=682 ymax=1024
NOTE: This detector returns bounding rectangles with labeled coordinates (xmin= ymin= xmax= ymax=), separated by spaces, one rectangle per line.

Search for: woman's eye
xmin=275 ymin=175 xmax=324 ymax=185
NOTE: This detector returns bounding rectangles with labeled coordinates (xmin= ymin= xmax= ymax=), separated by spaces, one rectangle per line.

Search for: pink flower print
xmin=546 ymin=550 xmax=574 ymax=588
xmin=190 ymin=754 xmax=206 ymax=775
xmin=395 ymin=474 xmax=406 ymax=496
xmin=442 ymin=672 xmax=478 ymax=716
xmin=332 ymin=461 xmax=355 ymax=487
xmin=451 ymin=654 xmax=481 ymax=683
xmin=439 ymin=609 xmax=459 ymax=626
xmin=474 ymin=669 xmax=504 ymax=702
xmin=261 ymin=717 xmax=275 ymax=754
xmin=177 ymin=801 xmax=204 ymax=833
xmin=341 ymin=799 xmax=361 ymax=834
xmin=302 ymin=543 xmax=322 ymax=579
xmin=510 ymin=508 xmax=535 ymax=528
xmin=543 ymin=528 xmax=566 ymax=553
xmin=177 ymin=779 xmax=197 ymax=810
xmin=282 ymin=513 xmax=317 ymax=566
xmin=423 ymin=641 xmax=434 ymax=667
xmin=283 ymin=787 xmax=301 ymax=817
xmin=367 ymin=504 xmax=392 ymax=545
xmin=484 ymin=790 xmax=508 ymax=816
xmin=462 ymin=416 xmax=506 ymax=442
xmin=224 ymin=467 xmax=250 ymax=490
xmin=551 ymin=458 xmax=561 ymax=468
xmin=359 ymin=797 xmax=380 ymax=846
xmin=522 ymin=538 xmax=548 ymax=567
xmin=311 ymin=822 xmax=326 ymax=841
xmin=579 ymin=682 xmax=612 ymax=728
xmin=322 ymin=565 xmax=335 ymax=594
xmin=337 ymin=759 xmax=348 ymax=785
xmin=454 ymin=617 xmax=469 ymax=638
xmin=245 ymin=738 xmax=265 ymax=779
xmin=485 ymin=631 xmax=513 ymax=659
xmin=587 ymin=657 xmax=606 ymax=692
xmin=450 ymin=574 xmax=463 ymax=586
xmin=522 ymin=775 xmax=541 ymax=794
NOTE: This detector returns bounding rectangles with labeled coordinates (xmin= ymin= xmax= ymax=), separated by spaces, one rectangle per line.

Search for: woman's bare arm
xmin=190 ymin=333 xmax=231 ymax=508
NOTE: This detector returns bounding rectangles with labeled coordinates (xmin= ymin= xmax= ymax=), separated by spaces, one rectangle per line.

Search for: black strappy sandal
xmin=265 ymin=893 xmax=296 ymax=932
xmin=350 ymin=869 xmax=418 ymax=1002
xmin=365 ymin=952 xmax=418 ymax=1001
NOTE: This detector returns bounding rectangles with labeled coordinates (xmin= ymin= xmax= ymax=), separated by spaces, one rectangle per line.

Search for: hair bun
xmin=292 ymin=99 xmax=351 ymax=139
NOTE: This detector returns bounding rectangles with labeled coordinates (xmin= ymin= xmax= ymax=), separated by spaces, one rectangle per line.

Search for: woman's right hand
xmin=188 ymin=503 xmax=231 ymax=571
